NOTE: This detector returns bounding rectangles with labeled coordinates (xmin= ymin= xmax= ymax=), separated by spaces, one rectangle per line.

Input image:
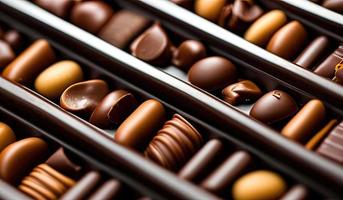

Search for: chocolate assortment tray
xmin=0 ymin=0 xmax=342 ymax=199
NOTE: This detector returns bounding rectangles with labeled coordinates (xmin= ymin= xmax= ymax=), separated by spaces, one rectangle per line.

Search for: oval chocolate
xmin=0 ymin=122 xmax=16 ymax=152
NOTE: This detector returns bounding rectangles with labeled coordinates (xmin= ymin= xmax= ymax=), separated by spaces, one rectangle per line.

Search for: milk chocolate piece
xmin=46 ymin=148 xmax=81 ymax=177
xmin=171 ymin=0 xmax=193 ymax=10
xmin=89 ymin=90 xmax=137 ymax=128
xmin=0 ymin=40 xmax=15 ymax=69
xmin=60 ymin=171 xmax=101 ymax=200
xmin=306 ymin=119 xmax=337 ymax=150
xmin=3 ymin=30 xmax=22 ymax=51
xmin=145 ymin=114 xmax=203 ymax=171
xmin=281 ymin=100 xmax=326 ymax=143
xmin=218 ymin=0 xmax=263 ymax=33
xmin=71 ymin=1 xmax=113 ymax=34
xmin=178 ymin=139 xmax=223 ymax=181
xmin=0 ymin=122 xmax=16 ymax=152
xmin=294 ymin=36 xmax=330 ymax=69
xmin=250 ymin=90 xmax=298 ymax=124
xmin=188 ymin=56 xmax=237 ymax=91
xmin=172 ymin=40 xmax=207 ymax=71
xmin=314 ymin=45 xmax=343 ymax=78
xmin=34 ymin=0 xmax=75 ymax=18
xmin=222 ymin=80 xmax=262 ymax=105
xmin=280 ymin=184 xmax=309 ymax=200
xmin=200 ymin=151 xmax=251 ymax=194
xmin=60 ymin=80 xmax=109 ymax=116
xmin=316 ymin=121 xmax=343 ymax=164
xmin=0 ymin=138 xmax=48 ymax=184
xmin=98 ymin=10 xmax=151 ymax=49
xmin=2 ymin=39 xmax=56 ymax=85
xmin=322 ymin=0 xmax=343 ymax=13
xmin=131 ymin=23 xmax=173 ymax=65
xmin=115 ymin=99 xmax=166 ymax=149
xmin=267 ymin=21 xmax=307 ymax=60
xmin=88 ymin=179 xmax=122 ymax=200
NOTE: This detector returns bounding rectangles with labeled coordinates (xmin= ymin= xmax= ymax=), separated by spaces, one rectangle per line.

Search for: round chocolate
xmin=0 ymin=122 xmax=16 ymax=152
xmin=250 ymin=90 xmax=298 ymax=124
xmin=188 ymin=56 xmax=237 ymax=91
xmin=70 ymin=1 xmax=113 ymax=34
xmin=89 ymin=90 xmax=137 ymax=128
xmin=172 ymin=40 xmax=207 ymax=71
xmin=0 ymin=40 xmax=15 ymax=69
xmin=60 ymin=79 xmax=109 ymax=116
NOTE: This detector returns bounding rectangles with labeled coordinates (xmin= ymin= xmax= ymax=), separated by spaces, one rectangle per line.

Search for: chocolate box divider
xmin=0 ymin=0 xmax=343 ymax=197
xmin=121 ymin=0 xmax=343 ymax=109
xmin=0 ymin=106 xmax=168 ymax=200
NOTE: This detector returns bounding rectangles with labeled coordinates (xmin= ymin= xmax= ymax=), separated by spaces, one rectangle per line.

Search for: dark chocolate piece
xmin=280 ymin=184 xmax=309 ymax=200
xmin=98 ymin=10 xmax=151 ymax=49
xmin=0 ymin=40 xmax=15 ymax=69
xmin=322 ymin=0 xmax=343 ymax=14
xmin=316 ymin=121 xmax=343 ymax=165
xmin=222 ymin=80 xmax=262 ymax=105
xmin=294 ymin=36 xmax=330 ymax=69
xmin=3 ymin=30 xmax=22 ymax=51
xmin=200 ymin=150 xmax=251 ymax=194
xmin=172 ymin=40 xmax=207 ymax=71
xmin=131 ymin=23 xmax=173 ymax=65
xmin=34 ymin=0 xmax=75 ymax=18
xmin=314 ymin=45 xmax=343 ymax=78
xmin=188 ymin=56 xmax=237 ymax=91
xmin=178 ymin=139 xmax=223 ymax=181
xmin=88 ymin=179 xmax=122 ymax=200
xmin=250 ymin=90 xmax=298 ymax=124
xmin=45 ymin=148 xmax=81 ymax=177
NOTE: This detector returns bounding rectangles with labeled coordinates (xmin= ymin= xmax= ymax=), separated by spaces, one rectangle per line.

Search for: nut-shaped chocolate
xmin=172 ymin=40 xmax=207 ymax=71
xmin=115 ymin=99 xmax=166 ymax=150
xmin=195 ymin=0 xmax=227 ymax=21
xmin=60 ymin=80 xmax=109 ymax=116
xmin=0 ymin=40 xmax=15 ymax=69
xmin=222 ymin=80 xmax=262 ymax=105
xmin=250 ymin=90 xmax=298 ymax=124
xmin=89 ymin=90 xmax=137 ymax=128
xmin=188 ymin=56 xmax=237 ymax=91
xmin=0 ymin=122 xmax=16 ymax=152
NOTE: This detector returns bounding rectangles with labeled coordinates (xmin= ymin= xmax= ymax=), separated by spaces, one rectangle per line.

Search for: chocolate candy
xmin=115 ymin=99 xmax=166 ymax=149
xmin=60 ymin=79 xmax=109 ymax=116
xmin=70 ymin=1 xmax=113 ymax=34
xmin=333 ymin=62 xmax=343 ymax=85
xmin=2 ymin=39 xmax=56 ymax=85
xmin=232 ymin=170 xmax=287 ymax=200
xmin=0 ymin=137 xmax=48 ymax=184
xmin=88 ymin=179 xmax=122 ymax=200
xmin=322 ymin=0 xmax=343 ymax=14
xmin=244 ymin=10 xmax=287 ymax=46
xmin=178 ymin=139 xmax=223 ymax=181
xmin=34 ymin=0 xmax=75 ymax=18
xmin=45 ymin=148 xmax=82 ymax=177
xmin=34 ymin=60 xmax=84 ymax=100
xmin=0 ymin=122 xmax=16 ymax=152
xmin=194 ymin=0 xmax=227 ymax=21
xmin=171 ymin=0 xmax=193 ymax=10
xmin=281 ymin=100 xmax=326 ymax=143
xmin=218 ymin=0 xmax=263 ymax=33
xmin=306 ymin=119 xmax=337 ymax=150
xmin=172 ymin=40 xmax=207 ymax=71
xmin=280 ymin=184 xmax=309 ymax=200
xmin=0 ymin=40 xmax=15 ymax=69
xmin=188 ymin=56 xmax=237 ymax=91
xmin=60 ymin=171 xmax=101 ymax=200
xmin=250 ymin=90 xmax=298 ymax=124
xmin=294 ymin=36 xmax=330 ymax=69
xmin=98 ymin=10 xmax=151 ymax=49
xmin=89 ymin=90 xmax=137 ymax=128
xmin=201 ymin=151 xmax=252 ymax=194
xmin=316 ymin=121 xmax=343 ymax=164
xmin=145 ymin=114 xmax=203 ymax=171
xmin=222 ymin=80 xmax=262 ymax=105
xmin=266 ymin=21 xmax=307 ymax=60
xmin=131 ymin=23 xmax=173 ymax=65
xmin=3 ymin=30 xmax=22 ymax=51
xmin=314 ymin=45 xmax=343 ymax=78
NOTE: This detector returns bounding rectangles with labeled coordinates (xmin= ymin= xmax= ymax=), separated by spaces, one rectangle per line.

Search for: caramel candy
xmin=244 ymin=10 xmax=287 ymax=46
xmin=0 ymin=122 xmax=16 ymax=152
xmin=2 ymin=39 xmax=56 ymax=85
xmin=222 ymin=80 xmax=262 ymax=105
xmin=34 ymin=60 xmax=83 ymax=100
xmin=195 ymin=0 xmax=227 ymax=21
xmin=0 ymin=138 xmax=48 ymax=184
xmin=115 ymin=99 xmax=166 ymax=149
xmin=281 ymin=99 xmax=326 ymax=143
xmin=266 ymin=21 xmax=307 ymax=60
xmin=232 ymin=170 xmax=286 ymax=200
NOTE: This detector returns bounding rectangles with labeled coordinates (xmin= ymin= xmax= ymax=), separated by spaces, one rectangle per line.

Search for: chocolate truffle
xmin=250 ymin=90 xmax=298 ymax=124
xmin=222 ymin=80 xmax=262 ymax=105
xmin=188 ymin=56 xmax=237 ymax=91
